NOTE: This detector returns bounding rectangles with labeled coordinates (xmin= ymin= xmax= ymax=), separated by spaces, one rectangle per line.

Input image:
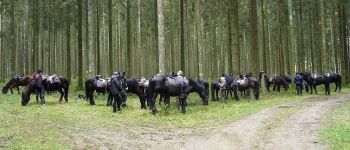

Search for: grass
xmin=321 ymin=100 xmax=350 ymax=150
xmin=0 ymin=80 xmax=348 ymax=149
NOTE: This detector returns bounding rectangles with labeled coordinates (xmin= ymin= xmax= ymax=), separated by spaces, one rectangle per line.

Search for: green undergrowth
xmin=321 ymin=100 xmax=350 ymax=150
xmin=0 ymin=80 xmax=349 ymax=149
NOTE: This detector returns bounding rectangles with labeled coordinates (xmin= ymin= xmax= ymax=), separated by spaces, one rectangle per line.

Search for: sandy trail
xmin=156 ymin=93 xmax=349 ymax=150
xmin=66 ymin=93 xmax=350 ymax=150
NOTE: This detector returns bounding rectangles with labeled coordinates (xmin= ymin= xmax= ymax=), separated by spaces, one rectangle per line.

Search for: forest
xmin=0 ymin=0 xmax=349 ymax=89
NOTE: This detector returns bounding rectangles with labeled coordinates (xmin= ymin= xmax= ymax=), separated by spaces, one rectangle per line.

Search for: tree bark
xmin=77 ymin=0 xmax=83 ymax=89
xmin=157 ymin=0 xmax=165 ymax=74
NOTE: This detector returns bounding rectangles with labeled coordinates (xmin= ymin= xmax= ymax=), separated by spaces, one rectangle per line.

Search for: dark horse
xmin=263 ymin=74 xmax=291 ymax=92
xmin=107 ymin=77 xmax=148 ymax=109
xmin=42 ymin=75 xmax=70 ymax=102
xmin=211 ymin=75 xmax=235 ymax=101
xmin=85 ymin=77 xmax=109 ymax=105
xmin=231 ymin=76 xmax=260 ymax=100
xmin=159 ymin=78 xmax=209 ymax=106
xmin=147 ymin=75 xmax=189 ymax=114
xmin=21 ymin=75 xmax=69 ymax=105
xmin=300 ymin=72 xmax=330 ymax=95
xmin=21 ymin=81 xmax=42 ymax=106
xmin=3 ymin=75 xmax=33 ymax=94
xmin=325 ymin=72 xmax=342 ymax=92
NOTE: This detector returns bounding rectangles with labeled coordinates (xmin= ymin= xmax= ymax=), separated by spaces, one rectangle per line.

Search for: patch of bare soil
xmin=62 ymin=93 xmax=350 ymax=150
xmin=164 ymin=93 xmax=349 ymax=150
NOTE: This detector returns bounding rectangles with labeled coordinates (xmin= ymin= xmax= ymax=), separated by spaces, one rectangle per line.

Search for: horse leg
xmin=57 ymin=89 xmax=64 ymax=102
xmin=313 ymin=85 xmax=317 ymax=94
xmin=266 ymin=84 xmax=270 ymax=92
xmin=254 ymin=88 xmax=259 ymax=100
xmin=272 ymin=84 xmax=276 ymax=91
xmin=159 ymin=94 xmax=163 ymax=105
xmin=106 ymin=93 xmax=112 ymax=106
xmin=39 ymin=88 xmax=46 ymax=105
xmin=139 ymin=95 xmax=147 ymax=109
xmin=233 ymin=90 xmax=239 ymax=100
xmin=334 ymin=82 xmax=338 ymax=92
xmin=180 ymin=96 xmax=187 ymax=114
xmin=150 ymin=93 xmax=158 ymax=115
xmin=89 ymin=91 xmax=96 ymax=105
xmin=277 ymin=84 xmax=281 ymax=93
xmin=16 ymin=86 xmax=20 ymax=94
xmin=215 ymin=90 xmax=219 ymax=101
xmin=113 ymin=95 xmax=117 ymax=112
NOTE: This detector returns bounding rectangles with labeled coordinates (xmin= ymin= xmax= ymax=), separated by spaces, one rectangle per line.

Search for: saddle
xmin=236 ymin=78 xmax=248 ymax=85
xmin=96 ymin=79 xmax=107 ymax=88
xmin=167 ymin=76 xmax=188 ymax=87
xmin=47 ymin=74 xmax=61 ymax=84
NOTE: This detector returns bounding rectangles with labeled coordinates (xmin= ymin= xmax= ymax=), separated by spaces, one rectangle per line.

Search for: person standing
xmin=294 ymin=73 xmax=303 ymax=95
xmin=32 ymin=69 xmax=46 ymax=105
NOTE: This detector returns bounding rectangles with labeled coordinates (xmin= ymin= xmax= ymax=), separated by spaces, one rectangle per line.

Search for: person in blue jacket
xmin=294 ymin=73 xmax=303 ymax=95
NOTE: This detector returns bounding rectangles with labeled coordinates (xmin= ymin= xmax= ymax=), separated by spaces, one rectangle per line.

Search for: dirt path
xmin=65 ymin=93 xmax=350 ymax=150
xmin=155 ymin=93 xmax=350 ymax=150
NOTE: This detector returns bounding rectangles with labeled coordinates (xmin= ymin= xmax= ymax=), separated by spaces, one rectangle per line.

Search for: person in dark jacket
xmin=32 ymin=69 xmax=46 ymax=105
xmin=110 ymin=74 xmax=126 ymax=112
xmin=294 ymin=73 xmax=303 ymax=95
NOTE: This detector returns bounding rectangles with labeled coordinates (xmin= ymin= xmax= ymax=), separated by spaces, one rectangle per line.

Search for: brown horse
xmin=263 ymin=74 xmax=291 ymax=92
xmin=231 ymin=77 xmax=260 ymax=100
xmin=3 ymin=75 xmax=33 ymax=94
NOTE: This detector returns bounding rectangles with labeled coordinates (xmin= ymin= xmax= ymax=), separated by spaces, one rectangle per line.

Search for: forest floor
xmin=0 ymin=81 xmax=350 ymax=149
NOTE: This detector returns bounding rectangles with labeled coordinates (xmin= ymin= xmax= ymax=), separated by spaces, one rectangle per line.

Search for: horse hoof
xmin=152 ymin=110 xmax=158 ymax=115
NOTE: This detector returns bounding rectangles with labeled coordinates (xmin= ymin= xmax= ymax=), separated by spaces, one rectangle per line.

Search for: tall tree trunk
xmin=137 ymin=0 xmax=143 ymax=75
xmin=96 ymin=0 xmax=101 ymax=75
xmin=66 ymin=3 xmax=71 ymax=82
xmin=157 ymin=0 xmax=165 ymax=74
xmin=196 ymin=0 xmax=203 ymax=78
xmin=108 ymin=0 xmax=113 ymax=74
xmin=9 ymin=1 xmax=16 ymax=75
xmin=231 ymin=0 xmax=240 ymax=75
xmin=126 ymin=0 xmax=132 ymax=76
xmin=87 ymin=0 xmax=94 ymax=77
xmin=180 ymin=0 xmax=185 ymax=72
xmin=320 ymin=0 xmax=328 ymax=72
xmin=77 ymin=0 xmax=83 ymax=89
xmin=249 ymin=0 xmax=259 ymax=76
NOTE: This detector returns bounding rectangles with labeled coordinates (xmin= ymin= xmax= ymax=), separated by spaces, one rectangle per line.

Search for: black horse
xmin=264 ymin=74 xmax=291 ymax=92
xmin=231 ymin=76 xmax=260 ymax=100
xmin=21 ymin=75 xmax=69 ymax=105
xmin=147 ymin=75 xmax=189 ymax=114
xmin=107 ymin=77 xmax=148 ymax=109
xmin=159 ymin=78 xmax=209 ymax=106
xmin=3 ymin=75 xmax=33 ymax=94
xmin=42 ymin=75 xmax=70 ymax=102
xmin=211 ymin=75 xmax=235 ymax=101
xmin=21 ymin=81 xmax=41 ymax=106
xmin=85 ymin=77 xmax=109 ymax=105
xmin=325 ymin=72 xmax=342 ymax=92
xmin=300 ymin=72 xmax=330 ymax=95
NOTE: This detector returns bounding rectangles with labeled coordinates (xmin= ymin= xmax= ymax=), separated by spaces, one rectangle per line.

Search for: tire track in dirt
xmin=157 ymin=93 xmax=350 ymax=150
